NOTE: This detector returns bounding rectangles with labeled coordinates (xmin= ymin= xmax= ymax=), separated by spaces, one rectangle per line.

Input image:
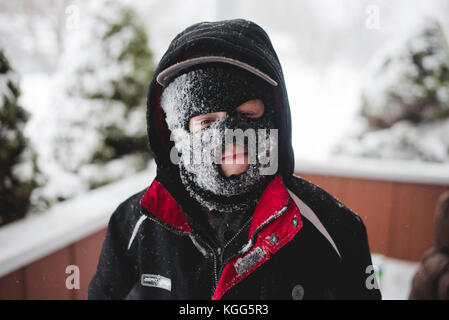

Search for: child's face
xmin=188 ymin=99 xmax=265 ymax=177
xmin=160 ymin=65 xmax=277 ymax=213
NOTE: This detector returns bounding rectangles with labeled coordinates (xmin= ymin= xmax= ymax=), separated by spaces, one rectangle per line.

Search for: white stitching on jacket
xmin=127 ymin=214 xmax=147 ymax=250
xmin=234 ymin=247 xmax=266 ymax=276
xmin=287 ymin=189 xmax=341 ymax=258
xmin=188 ymin=234 xmax=208 ymax=257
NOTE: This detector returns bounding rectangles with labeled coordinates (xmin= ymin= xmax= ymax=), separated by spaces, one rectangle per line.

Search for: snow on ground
xmin=372 ymin=254 xmax=419 ymax=300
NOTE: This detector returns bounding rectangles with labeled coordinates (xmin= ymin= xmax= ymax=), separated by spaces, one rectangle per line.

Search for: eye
xmin=239 ymin=111 xmax=256 ymax=118
xmin=235 ymin=99 xmax=265 ymax=119
xmin=189 ymin=111 xmax=227 ymax=133
xmin=200 ymin=119 xmax=214 ymax=127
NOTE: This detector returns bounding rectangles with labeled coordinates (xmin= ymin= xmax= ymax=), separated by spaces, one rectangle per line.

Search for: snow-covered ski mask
xmin=160 ymin=64 xmax=278 ymax=214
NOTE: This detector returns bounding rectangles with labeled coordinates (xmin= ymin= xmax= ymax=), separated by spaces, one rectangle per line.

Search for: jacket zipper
xmin=141 ymin=202 xmax=291 ymax=298
xmin=223 ymin=216 xmax=253 ymax=251
xmin=218 ymin=201 xmax=291 ymax=277
xmin=199 ymin=238 xmax=219 ymax=295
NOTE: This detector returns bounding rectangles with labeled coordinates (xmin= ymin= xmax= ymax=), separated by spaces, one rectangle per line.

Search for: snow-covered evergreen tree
xmin=50 ymin=1 xmax=155 ymax=198
xmin=362 ymin=19 xmax=449 ymax=128
xmin=0 ymin=50 xmax=40 ymax=226
xmin=334 ymin=19 xmax=449 ymax=162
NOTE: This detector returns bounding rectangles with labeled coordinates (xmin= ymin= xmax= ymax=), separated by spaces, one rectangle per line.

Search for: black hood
xmin=145 ymin=19 xmax=294 ymax=211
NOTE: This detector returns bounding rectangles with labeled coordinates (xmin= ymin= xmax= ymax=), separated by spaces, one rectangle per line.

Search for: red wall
xmin=0 ymin=229 xmax=106 ymax=300
xmin=296 ymin=173 xmax=449 ymax=261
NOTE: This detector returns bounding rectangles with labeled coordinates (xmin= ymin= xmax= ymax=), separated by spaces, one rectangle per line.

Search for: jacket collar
xmin=139 ymin=174 xmax=304 ymax=299
xmin=139 ymin=178 xmax=193 ymax=234
xmin=140 ymin=174 xmax=295 ymax=238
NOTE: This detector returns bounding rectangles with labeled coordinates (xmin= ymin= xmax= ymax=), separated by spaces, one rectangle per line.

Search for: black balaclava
xmin=160 ymin=63 xmax=278 ymax=216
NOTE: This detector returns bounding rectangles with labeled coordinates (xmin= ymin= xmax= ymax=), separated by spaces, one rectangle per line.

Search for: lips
xmin=222 ymin=144 xmax=248 ymax=164
xmin=222 ymin=151 xmax=248 ymax=162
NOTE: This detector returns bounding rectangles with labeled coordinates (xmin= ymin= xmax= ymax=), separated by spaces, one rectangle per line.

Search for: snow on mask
xmin=160 ymin=64 xmax=278 ymax=214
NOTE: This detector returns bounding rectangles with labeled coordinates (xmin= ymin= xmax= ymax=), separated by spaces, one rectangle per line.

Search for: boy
xmin=88 ymin=19 xmax=381 ymax=300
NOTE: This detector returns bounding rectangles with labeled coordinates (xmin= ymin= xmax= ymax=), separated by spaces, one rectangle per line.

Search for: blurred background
xmin=1 ymin=0 xmax=449 ymax=300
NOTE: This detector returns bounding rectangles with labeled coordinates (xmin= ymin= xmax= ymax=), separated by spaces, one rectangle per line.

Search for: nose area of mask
xmin=199 ymin=109 xmax=276 ymax=164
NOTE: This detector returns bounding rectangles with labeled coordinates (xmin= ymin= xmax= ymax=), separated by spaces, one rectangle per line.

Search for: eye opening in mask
xmin=234 ymin=99 xmax=265 ymax=119
xmin=188 ymin=111 xmax=227 ymax=133
xmin=188 ymin=99 xmax=265 ymax=133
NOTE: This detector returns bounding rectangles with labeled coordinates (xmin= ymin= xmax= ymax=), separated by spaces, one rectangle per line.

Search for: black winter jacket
xmin=88 ymin=19 xmax=381 ymax=300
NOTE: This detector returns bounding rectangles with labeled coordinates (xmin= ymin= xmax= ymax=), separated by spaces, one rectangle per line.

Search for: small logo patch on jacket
xmin=234 ymin=247 xmax=266 ymax=276
xmin=141 ymin=274 xmax=171 ymax=292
